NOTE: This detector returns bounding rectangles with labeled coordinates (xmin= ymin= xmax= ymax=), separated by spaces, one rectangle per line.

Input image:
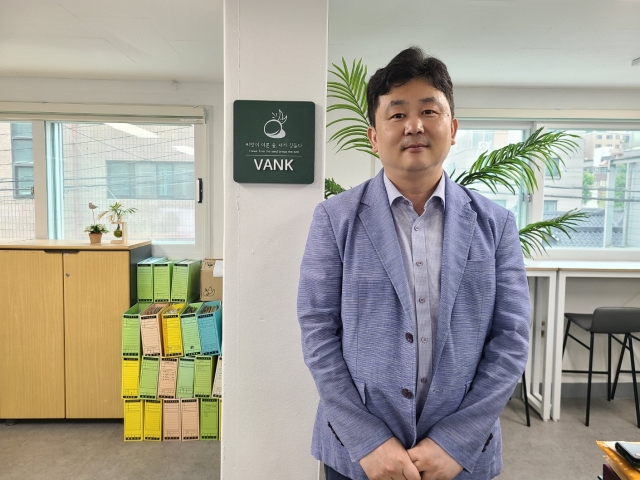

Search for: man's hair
xmin=366 ymin=47 xmax=454 ymax=127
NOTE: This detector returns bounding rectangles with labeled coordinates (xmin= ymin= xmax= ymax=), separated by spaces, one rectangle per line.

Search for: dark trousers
xmin=324 ymin=465 xmax=353 ymax=480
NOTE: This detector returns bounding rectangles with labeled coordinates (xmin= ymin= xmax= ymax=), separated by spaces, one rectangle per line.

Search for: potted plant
xmin=84 ymin=203 xmax=109 ymax=243
xmin=326 ymin=58 xmax=588 ymax=258
xmin=84 ymin=223 xmax=109 ymax=244
xmin=98 ymin=201 xmax=137 ymax=243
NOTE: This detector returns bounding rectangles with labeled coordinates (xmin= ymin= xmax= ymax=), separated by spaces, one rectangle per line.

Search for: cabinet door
xmin=63 ymin=251 xmax=130 ymax=418
xmin=0 ymin=250 xmax=65 ymax=418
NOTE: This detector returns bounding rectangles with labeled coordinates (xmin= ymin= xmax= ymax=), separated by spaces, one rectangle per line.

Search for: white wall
xmin=222 ymin=0 xmax=328 ymax=478
xmin=0 ymin=76 xmax=225 ymax=258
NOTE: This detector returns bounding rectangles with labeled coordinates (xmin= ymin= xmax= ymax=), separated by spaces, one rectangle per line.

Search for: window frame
xmin=0 ymin=102 xmax=210 ymax=259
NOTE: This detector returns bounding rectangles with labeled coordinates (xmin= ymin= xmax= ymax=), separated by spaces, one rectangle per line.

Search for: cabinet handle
xmin=65 ymin=273 xmax=70 ymax=277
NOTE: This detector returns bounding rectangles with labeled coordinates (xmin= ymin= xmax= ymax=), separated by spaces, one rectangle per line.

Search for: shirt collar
xmin=383 ymin=171 xmax=446 ymax=210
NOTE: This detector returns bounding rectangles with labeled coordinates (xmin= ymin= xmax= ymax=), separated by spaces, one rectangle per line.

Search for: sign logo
xmin=264 ymin=110 xmax=287 ymax=138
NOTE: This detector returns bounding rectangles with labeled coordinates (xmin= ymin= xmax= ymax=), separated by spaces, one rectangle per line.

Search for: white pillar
xmin=222 ymin=1 xmax=328 ymax=479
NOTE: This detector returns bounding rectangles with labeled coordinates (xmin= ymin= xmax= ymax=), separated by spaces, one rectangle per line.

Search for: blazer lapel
xmin=432 ymin=174 xmax=477 ymax=375
xmin=358 ymin=170 xmax=413 ymax=319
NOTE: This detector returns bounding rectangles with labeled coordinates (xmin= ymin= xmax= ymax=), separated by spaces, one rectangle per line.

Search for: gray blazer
xmin=298 ymin=170 xmax=530 ymax=479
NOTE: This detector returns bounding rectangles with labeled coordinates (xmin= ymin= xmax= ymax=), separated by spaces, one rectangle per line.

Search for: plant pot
xmin=89 ymin=233 xmax=102 ymax=244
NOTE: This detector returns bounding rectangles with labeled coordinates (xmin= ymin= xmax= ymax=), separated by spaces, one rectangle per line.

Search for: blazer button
xmin=405 ymin=333 xmax=414 ymax=343
xmin=402 ymin=389 xmax=413 ymax=399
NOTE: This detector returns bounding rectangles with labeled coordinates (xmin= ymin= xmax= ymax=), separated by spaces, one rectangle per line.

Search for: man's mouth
xmin=403 ymin=142 xmax=428 ymax=150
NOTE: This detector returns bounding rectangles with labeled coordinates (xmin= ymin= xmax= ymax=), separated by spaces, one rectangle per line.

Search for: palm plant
xmin=98 ymin=201 xmax=137 ymax=238
xmin=326 ymin=58 xmax=588 ymax=259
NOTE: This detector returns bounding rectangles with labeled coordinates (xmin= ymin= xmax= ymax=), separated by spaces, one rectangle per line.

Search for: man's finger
xmin=402 ymin=462 xmax=422 ymax=480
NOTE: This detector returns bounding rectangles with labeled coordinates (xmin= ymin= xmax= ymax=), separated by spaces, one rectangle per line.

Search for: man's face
xmin=367 ymin=78 xmax=458 ymax=179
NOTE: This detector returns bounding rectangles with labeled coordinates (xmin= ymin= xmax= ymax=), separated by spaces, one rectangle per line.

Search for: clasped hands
xmin=359 ymin=437 xmax=463 ymax=480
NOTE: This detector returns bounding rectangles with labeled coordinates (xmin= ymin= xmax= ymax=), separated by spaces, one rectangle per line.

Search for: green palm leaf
xmin=519 ymin=210 xmax=589 ymax=259
xmin=451 ymin=128 xmax=579 ymax=194
xmin=327 ymin=58 xmax=378 ymax=158
xmin=325 ymin=178 xmax=346 ymax=199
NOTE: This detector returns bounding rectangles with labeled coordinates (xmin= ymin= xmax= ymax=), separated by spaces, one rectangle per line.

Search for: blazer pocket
xmin=353 ymin=378 xmax=366 ymax=405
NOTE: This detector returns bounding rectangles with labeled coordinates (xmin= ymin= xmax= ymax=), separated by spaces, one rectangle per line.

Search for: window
xmin=544 ymin=200 xmax=558 ymax=212
xmin=606 ymin=135 xmax=613 ymax=139
xmin=0 ymin=104 xmax=207 ymax=256
xmin=0 ymin=122 xmax=35 ymax=241
xmin=543 ymin=128 xmax=640 ymax=249
xmin=47 ymin=122 xmax=197 ymax=244
xmin=596 ymin=144 xmax=602 ymax=148
xmin=11 ymin=123 xmax=34 ymax=198
xmin=106 ymin=161 xmax=195 ymax=200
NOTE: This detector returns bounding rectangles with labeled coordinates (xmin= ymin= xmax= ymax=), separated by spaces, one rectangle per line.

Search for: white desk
xmin=551 ymin=261 xmax=640 ymax=420
xmin=525 ymin=261 xmax=640 ymax=421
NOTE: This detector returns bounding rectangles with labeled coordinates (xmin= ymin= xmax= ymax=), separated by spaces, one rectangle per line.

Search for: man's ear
xmin=367 ymin=125 xmax=379 ymax=153
xmin=450 ymin=118 xmax=459 ymax=145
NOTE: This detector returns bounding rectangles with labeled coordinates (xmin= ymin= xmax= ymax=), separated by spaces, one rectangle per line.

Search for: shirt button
xmin=405 ymin=333 xmax=414 ymax=343
xmin=402 ymin=389 xmax=413 ymax=399
xmin=414 ymin=225 xmax=419 ymax=231
xmin=420 ymin=377 xmax=428 ymax=384
xmin=421 ymin=337 xmax=428 ymax=343
xmin=419 ymin=297 xmax=426 ymax=304
xmin=416 ymin=261 xmax=423 ymax=266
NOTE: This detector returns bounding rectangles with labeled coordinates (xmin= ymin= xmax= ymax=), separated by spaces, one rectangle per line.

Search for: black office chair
xmin=562 ymin=307 xmax=640 ymax=427
xmin=611 ymin=331 xmax=640 ymax=415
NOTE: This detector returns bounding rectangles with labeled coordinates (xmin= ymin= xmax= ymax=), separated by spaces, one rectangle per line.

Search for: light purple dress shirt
xmin=383 ymin=172 xmax=445 ymax=419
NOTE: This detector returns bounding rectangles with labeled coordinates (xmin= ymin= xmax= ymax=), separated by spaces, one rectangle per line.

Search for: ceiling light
xmin=633 ymin=57 xmax=640 ymax=67
xmin=172 ymin=146 xmax=195 ymax=155
xmin=104 ymin=123 xmax=158 ymax=138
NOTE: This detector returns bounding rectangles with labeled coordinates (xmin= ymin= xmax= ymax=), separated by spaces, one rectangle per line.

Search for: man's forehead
xmin=380 ymin=79 xmax=447 ymax=103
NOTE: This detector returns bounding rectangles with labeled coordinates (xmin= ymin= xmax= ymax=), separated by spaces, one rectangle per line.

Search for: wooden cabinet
xmin=0 ymin=240 xmax=151 ymax=419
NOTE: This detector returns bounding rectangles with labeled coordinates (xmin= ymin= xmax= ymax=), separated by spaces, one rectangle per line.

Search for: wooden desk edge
xmin=0 ymin=240 xmax=152 ymax=251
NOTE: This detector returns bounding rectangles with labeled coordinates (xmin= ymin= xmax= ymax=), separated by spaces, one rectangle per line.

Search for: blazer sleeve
xmin=427 ymin=211 xmax=530 ymax=473
xmin=298 ymin=203 xmax=394 ymax=462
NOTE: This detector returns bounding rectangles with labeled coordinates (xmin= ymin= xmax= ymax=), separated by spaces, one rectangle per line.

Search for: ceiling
xmin=0 ymin=0 xmax=639 ymax=88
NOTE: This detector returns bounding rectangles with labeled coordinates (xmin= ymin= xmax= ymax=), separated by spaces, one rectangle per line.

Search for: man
xmin=298 ymin=47 xmax=530 ymax=480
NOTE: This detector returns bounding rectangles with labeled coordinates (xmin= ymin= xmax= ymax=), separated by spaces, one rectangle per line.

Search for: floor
xmin=1 ymin=397 xmax=638 ymax=479
xmin=500 ymin=396 xmax=639 ymax=479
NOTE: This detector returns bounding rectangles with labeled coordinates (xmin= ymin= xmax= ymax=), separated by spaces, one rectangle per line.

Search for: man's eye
xmin=423 ymin=110 xmax=437 ymax=115
xmin=391 ymin=113 xmax=405 ymax=119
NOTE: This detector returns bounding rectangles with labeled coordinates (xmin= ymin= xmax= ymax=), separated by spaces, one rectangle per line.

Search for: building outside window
xmin=0 ymin=122 xmax=35 ymax=240
xmin=543 ymin=129 xmax=640 ymax=248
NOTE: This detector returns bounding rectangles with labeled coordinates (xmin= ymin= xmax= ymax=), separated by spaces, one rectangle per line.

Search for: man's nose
xmin=404 ymin=117 xmax=424 ymax=135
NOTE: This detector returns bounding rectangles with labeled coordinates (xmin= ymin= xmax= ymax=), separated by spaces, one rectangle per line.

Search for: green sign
xmin=233 ymin=100 xmax=315 ymax=184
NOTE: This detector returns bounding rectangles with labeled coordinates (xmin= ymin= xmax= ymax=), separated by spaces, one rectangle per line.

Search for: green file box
xmin=153 ymin=260 xmax=175 ymax=303
xmin=139 ymin=356 xmax=160 ymax=400
xmin=171 ymin=260 xmax=201 ymax=303
xmin=137 ymin=257 xmax=167 ymax=303
xmin=200 ymin=398 xmax=219 ymax=440
xmin=176 ymin=356 xmax=195 ymax=399
xmin=122 ymin=303 xmax=149 ymax=357
xmin=194 ymin=356 xmax=215 ymax=398
xmin=181 ymin=302 xmax=203 ymax=356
